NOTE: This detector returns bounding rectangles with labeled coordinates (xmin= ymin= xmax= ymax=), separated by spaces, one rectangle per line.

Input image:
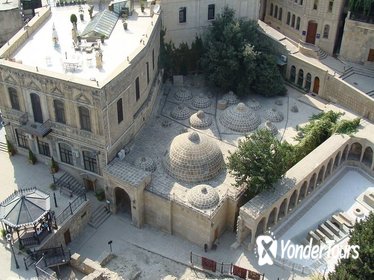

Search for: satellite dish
xmin=153 ymin=4 xmax=160 ymax=14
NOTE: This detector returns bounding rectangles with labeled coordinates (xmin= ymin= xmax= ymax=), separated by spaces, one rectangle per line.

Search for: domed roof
xmin=264 ymin=108 xmax=284 ymax=122
xmin=187 ymin=184 xmax=220 ymax=210
xmin=170 ymin=104 xmax=191 ymax=120
xmin=247 ymin=99 xmax=261 ymax=111
xmin=189 ymin=110 xmax=212 ymax=129
xmin=135 ymin=156 xmax=156 ymax=172
xmin=174 ymin=88 xmax=192 ymax=102
xmin=192 ymin=94 xmax=211 ymax=108
xmin=222 ymin=91 xmax=239 ymax=105
xmin=163 ymin=132 xmax=224 ymax=183
xmin=219 ymin=103 xmax=261 ymax=132
xmin=259 ymin=121 xmax=278 ymax=136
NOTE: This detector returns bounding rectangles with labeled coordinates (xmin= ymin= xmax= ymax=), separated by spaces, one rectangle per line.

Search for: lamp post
xmin=6 ymin=234 xmax=19 ymax=269
xmin=108 ymin=240 xmax=113 ymax=253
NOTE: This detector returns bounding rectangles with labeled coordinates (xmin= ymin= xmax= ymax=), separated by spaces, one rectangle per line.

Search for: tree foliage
xmin=328 ymin=213 xmax=374 ymax=279
xmin=201 ymin=6 xmax=286 ymax=97
xmin=227 ymin=129 xmax=293 ymax=198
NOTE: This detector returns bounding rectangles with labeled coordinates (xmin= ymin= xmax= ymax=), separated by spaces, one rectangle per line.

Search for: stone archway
xmin=267 ymin=207 xmax=278 ymax=228
xmin=278 ymin=198 xmax=287 ymax=220
xmin=115 ymin=187 xmax=132 ymax=216
xmin=255 ymin=217 xmax=267 ymax=237
xmin=333 ymin=151 xmax=341 ymax=170
xmin=348 ymin=143 xmax=362 ymax=161
xmin=362 ymin=147 xmax=373 ymax=167
xmin=342 ymin=145 xmax=349 ymax=162
xmin=299 ymin=181 xmax=308 ymax=201
xmin=325 ymin=158 xmax=333 ymax=179
xmin=288 ymin=190 xmax=298 ymax=212
xmin=316 ymin=166 xmax=325 ymax=187
xmin=308 ymin=173 xmax=317 ymax=194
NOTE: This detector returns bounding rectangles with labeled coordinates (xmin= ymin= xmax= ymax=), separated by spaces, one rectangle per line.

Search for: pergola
xmin=0 ymin=188 xmax=53 ymax=247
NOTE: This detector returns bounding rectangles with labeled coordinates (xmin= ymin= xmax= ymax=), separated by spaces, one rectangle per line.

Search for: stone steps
xmin=0 ymin=142 xmax=7 ymax=153
xmin=317 ymin=49 xmax=327 ymax=60
xmin=56 ymin=172 xmax=85 ymax=196
xmin=88 ymin=205 xmax=111 ymax=229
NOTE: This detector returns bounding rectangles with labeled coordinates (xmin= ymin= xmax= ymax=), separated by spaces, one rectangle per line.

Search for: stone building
xmin=262 ymin=0 xmax=346 ymax=55
xmin=161 ymin=0 xmax=261 ymax=46
xmin=0 ymin=3 xmax=161 ymax=192
xmin=0 ymin=0 xmax=24 ymax=47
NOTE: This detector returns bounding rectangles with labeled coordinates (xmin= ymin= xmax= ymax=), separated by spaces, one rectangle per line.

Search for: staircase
xmin=317 ymin=48 xmax=327 ymax=60
xmin=54 ymin=172 xmax=85 ymax=196
xmin=88 ymin=205 xmax=111 ymax=229
xmin=0 ymin=141 xmax=7 ymax=153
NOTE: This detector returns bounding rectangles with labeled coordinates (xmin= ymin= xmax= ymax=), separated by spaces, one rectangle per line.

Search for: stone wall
xmin=41 ymin=200 xmax=92 ymax=249
xmin=321 ymin=74 xmax=374 ymax=121
xmin=144 ymin=191 xmax=171 ymax=233
xmin=161 ymin=0 xmax=260 ymax=46
xmin=340 ymin=17 xmax=374 ymax=64
xmin=0 ymin=8 xmax=23 ymax=47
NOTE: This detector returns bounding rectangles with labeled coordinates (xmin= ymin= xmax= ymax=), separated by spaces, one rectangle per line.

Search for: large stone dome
xmin=187 ymin=184 xmax=220 ymax=210
xmin=219 ymin=103 xmax=261 ymax=132
xmin=163 ymin=132 xmax=224 ymax=183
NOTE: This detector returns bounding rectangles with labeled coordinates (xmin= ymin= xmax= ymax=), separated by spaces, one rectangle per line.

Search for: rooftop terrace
xmin=10 ymin=3 xmax=156 ymax=82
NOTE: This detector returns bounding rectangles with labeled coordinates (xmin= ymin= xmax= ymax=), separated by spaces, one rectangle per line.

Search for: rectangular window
xmin=146 ymin=62 xmax=150 ymax=85
xmin=9 ymin=88 xmax=20 ymax=110
xmin=16 ymin=129 xmax=29 ymax=149
xmin=117 ymin=98 xmax=123 ymax=124
xmin=313 ymin=0 xmax=318 ymax=10
xmin=37 ymin=139 xmax=51 ymax=157
xmin=135 ymin=77 xmax=140 ymax=101
xmin=208 ymin=4 xmax=215 ymax=20
xmin=79 ymin=107 xmax=91 ymax=131
xmin=328 ymin=1 xmax=333 ymax=12
xmin=179 ymin=7 xmax=186 ymax=23
xmin=83 ymin=151 xmax=98 ymax=173
xmin=59 ymin=143 xmax=73 ymax=165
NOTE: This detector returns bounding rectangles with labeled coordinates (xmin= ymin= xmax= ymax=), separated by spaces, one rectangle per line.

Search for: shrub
xmin=28 ymin=149 xmax=37 ymax=164
xmin=95 ymin=190 xmax=105 ymax=201
xmin=6 ymin=139 xmax=15 ymax=155
xmin=51 ymin=157 xmax=59 ymax=173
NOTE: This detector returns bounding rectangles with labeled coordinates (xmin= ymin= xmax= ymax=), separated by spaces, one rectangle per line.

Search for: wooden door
xmin=368 ymin=49 xmax=374 ymax=62
xmin=64 ymin=229 xmax=71 ymax=245
xmin=84 ymin=178 xmax=95 ymax=192
xmin=313 ymin=77 xmax=320 ymax=94
xmin=306 ymin=22 xmax=317 ymax=44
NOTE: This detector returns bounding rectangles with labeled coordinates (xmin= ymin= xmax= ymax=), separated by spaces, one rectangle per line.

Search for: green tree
xmin=251 ymin=54 xmax=287 ymax=97
xmin=328 ymin=213 xmax=374 ymax=279
xmin=227 ymin=129 xmax=293 ymax=198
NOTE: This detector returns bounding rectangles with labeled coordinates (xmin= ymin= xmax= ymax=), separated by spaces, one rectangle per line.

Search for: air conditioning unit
xmin=281 ymin=55 xmax=287 ymax=63
xmin=118 ymin=149 xmax=126 ymax=161
xmin=73 ymin=150 xmax=80 ymax=158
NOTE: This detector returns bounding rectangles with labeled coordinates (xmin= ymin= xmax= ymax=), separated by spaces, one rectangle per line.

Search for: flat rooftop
xmin=0 ymin=0 xmax=18 ymax=11
xmin=12 ymin=4 xmax=155 ymax=82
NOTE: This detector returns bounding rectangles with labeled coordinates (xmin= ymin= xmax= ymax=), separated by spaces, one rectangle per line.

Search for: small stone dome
xmin=192 ymin=94 xmax=211 ymax=109
xmin=187 ymin=184 xmax=220 ymax=210
xmin=222 ymin=91 xmax=239 ymax=105
xmin=220 ymin=103 xmax=261 ymax=132
xmin=175 ymin=88 xmax=192 ymax=102
xmin=170 ymin=104 xmax=191 ymax=120
xmin=163 ymin=132 xmax=224 ymax=183
xmin=135 ymin=157 xmax=157 ymax=172
xmin=247 ymin=99 xmax=261 ymax=111
xmin=189 ymin=110 xmax=212 ymax=129
xmin=260 ymin=121 xmax=278 ymax=136
xmin=264 ymin=108 xmax=284 ymax=122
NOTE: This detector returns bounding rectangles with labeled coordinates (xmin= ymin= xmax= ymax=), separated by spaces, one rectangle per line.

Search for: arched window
xmin=300 ymin=0 xmax=304 ymax=5
xmin=297 ymin=69 xmax=304 ymax=87
xmin=59 ymin=143 xmax=73 ymax=165
xmin=305 ymin=73 xmax=312 ymax=91
xmin=296 ymin=17 xmax=301 ymax=30
xmin=291 ymin=14 xmax=296 ymax=28
xmin=313 ymin=0 xmax=318 ymax=10
xmin=79 ymin=106 xmax=91 ymax=131
xmin=54 ymin=100 xmax=65 ymax=124
xmin=30 ymin=93 xmax=43 ymax=123
xmin=290 ymin=66 xmax=296 ymax=83
xmin=287 ymin=12 xmax=291 ymax=25
xmin=270 ymin=3 xmax=273 ymax=16
xmin=279 ymin=8 xmax=283 ymax=21
xmin=323 ymin=25 xmax=330 ymax=38
xmin=274 ymin=6 xmax=278 ymax=18
xmin=8 ymin=87 xmax=20 ymax=110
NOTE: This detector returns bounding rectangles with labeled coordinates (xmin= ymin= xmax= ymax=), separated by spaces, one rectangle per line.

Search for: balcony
xmin=18 ymin=113 xmax=52 ymax=137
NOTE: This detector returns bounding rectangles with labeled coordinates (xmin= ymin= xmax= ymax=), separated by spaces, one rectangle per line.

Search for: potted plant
xmin=70 ymin=14 xmax=78 ymax=28
xmin=6 ymin=139 xmax=15 ymax=156
xmin=28 ymin=149 xmax=37 ymax=165
xmin=100 ymin=34 xmax=105 ymax=43
xmin=50 ymin=157 xmax=59 ymax=173
xmin=140 ymin=0 xmax=145 ymax=12
xmin=77 ymin=35 xmax=81 ymax=43
xmin=80 ymin=12 xmax=84 ymax=21
xmin=123 ymin=20 xmax=128 ymax=30
xmin=1 ymin=229 xmax=6 ymax=239
xmin=88 ymin=5 xmax=94 ymax=19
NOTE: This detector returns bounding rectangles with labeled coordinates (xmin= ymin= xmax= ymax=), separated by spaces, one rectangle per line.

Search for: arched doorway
xmin=30 ymin=93 xmax=43 ymax=123
xmin=362 ymin=147 xmax=373 ymax=167
xmin=306 ymin=21 xmax=317 ymax=44
xmin=115 ymin=188 xmax=132 ymax=216
xmin=255 ymin=217 xmax=266 ymax=237
xmin=288 ymin=190 xmax=298 ymax=212
xmin=267 ymin=207 xmax=277 ymax=228
xmin=313 ymin=77 xmax=320 ymax=94
xmin=278 ymin=198 xmax=287 ymax=220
